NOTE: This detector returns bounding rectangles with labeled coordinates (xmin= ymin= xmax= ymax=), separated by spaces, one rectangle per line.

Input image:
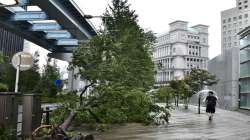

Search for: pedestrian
xmin=205 ymin=91 xmax=217 ymax=121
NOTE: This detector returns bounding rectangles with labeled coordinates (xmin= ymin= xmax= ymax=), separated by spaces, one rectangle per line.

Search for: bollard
xmin=198 ymin=96 xmax=201 ymax=114
xmin=22 ymin=94 xmax=41 ymax=137
xmin=44 ymin=107 xmax=52 ymax=125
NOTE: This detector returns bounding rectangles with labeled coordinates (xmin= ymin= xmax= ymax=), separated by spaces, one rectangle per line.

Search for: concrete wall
xmin=208 ymin=47 xmax=240 ymax=110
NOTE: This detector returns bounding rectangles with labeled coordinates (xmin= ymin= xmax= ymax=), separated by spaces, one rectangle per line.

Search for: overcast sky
xmin=74 ymin=0 xmax=236 ymax=59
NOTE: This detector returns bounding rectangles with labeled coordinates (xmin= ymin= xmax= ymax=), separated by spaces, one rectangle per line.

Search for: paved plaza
xmin=96 ymin=105 xmax=250 ymax=140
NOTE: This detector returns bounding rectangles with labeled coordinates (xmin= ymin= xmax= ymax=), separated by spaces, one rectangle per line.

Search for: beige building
xmin=152 ymin=20 xmax=209 ymax=86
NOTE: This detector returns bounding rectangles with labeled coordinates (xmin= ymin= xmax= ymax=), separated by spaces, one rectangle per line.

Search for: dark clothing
xmin=205 ymin=95 xmax=217 ymax=113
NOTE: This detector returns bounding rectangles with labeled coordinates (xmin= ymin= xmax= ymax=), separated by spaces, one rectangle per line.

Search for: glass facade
xmin=240 ymin=34 xmax=250 ymax=109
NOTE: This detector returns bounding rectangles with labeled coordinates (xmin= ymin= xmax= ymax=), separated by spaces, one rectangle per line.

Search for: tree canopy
xmin=69 ymin=0 xmax=161 ymax=124
xmin=184 ymin=68 xmax=218 ymax=93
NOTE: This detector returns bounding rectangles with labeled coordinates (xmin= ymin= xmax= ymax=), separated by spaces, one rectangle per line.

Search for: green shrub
xmin=0 ymin=83 xmax=8 ymax=92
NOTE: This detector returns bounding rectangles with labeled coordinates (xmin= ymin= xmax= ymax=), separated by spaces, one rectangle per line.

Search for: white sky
xmin=74 ymin=0 xmax=236 ymax=59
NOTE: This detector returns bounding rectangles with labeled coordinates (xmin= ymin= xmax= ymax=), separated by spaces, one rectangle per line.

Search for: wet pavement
xmin=95 ymin=105 xmax=250 ymax=140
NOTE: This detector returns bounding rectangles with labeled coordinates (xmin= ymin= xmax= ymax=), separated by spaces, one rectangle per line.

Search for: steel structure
xmin=0 ymin=0 xmax=97 ymax=55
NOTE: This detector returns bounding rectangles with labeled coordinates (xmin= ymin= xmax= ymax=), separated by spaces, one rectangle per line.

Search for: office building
xmin=208 ymin=0 xmax=250 ymax=110
xmin=239 ymin=25 xmax=250 ymax=109
xmin=221 ymin=0 xmax=250 ymax=52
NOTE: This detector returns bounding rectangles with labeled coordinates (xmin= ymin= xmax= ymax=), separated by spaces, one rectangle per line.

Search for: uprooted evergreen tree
xmin=68 ymin=0 xmax=164 ymax=126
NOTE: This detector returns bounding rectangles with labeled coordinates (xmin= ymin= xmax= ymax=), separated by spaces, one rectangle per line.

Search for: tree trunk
xmin=176 ymin=95 xmax=179 ymax=107
xmin=80 ymin=83 xmax=94 ymax=105
xmin=59 ymin=111 xmax=76 ymax=131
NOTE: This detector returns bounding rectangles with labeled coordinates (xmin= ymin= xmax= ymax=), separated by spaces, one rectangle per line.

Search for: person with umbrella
xmin=205 ymin=91 xmax=218 ymax=120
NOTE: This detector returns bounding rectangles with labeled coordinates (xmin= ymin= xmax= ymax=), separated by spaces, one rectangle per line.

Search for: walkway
xmin=95 ymin=105 xmax=250 ymax=140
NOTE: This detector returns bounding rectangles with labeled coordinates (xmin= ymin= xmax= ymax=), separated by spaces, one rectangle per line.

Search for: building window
xmin=239 ymin=21 xmax=242 ymax=25
xmin=228 ymin=18 xmax=231 ymax=22
xmin=239 ymin=7 xmax=242 ymax=10
xmin=234 ymin=42 xmax=237 ymax=46
xmin=173 ymin=48 xmax=176 ymax=53
xmin=233 ymin=17 xmax=237 ymax=21
xmin=245 ymin=14 xmax=248 ymax=18
xmin=239 ymin=2 xmax=242 ymax=5
xmin=234 ymin=23 xmax=237 ymax=27
xmin=203 ymin=38 xmax=206 ymax=43
xmin=223 ymin=25 xmax=227 ymax=30
xmin=223 ymin=19 xmax=226 ymax=23
xmin=245 ymin=5 xmax=248 ymax=8
xmin=239 ymin=15 xmax=242 ymax=19
xmin=224 ymin=37 xmax=227 ymax=42
xmin=244 ymin=0 xmax=248 ymax=3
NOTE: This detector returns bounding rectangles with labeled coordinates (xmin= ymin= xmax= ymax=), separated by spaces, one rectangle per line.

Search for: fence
xmin=0 ymin=93 xmax=42 ymax=138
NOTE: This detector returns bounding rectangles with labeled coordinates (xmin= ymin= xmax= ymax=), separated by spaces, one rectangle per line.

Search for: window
xmin=245 ymin=14 xmax=248 ymax=18
xmin=239 ymin=7 xmax=242 ymax=10
xmin=223 ymin=25 xmax=227 ymax=30
xmin=234 ymin=42 xmax=238 ymax=46
xmin=224 ymin=37 xmax=227 ymax=42
xmin=239 ymin=2 xmax=242 ymax=5
xmin=228 ymin=24 xmax=231 ymax=28
xmin=234 ymin=23 xmax=237 ymax=27
xmin=173 ymin=48 xmax=176 ymax=53
xmin=245 ymin=5 xmax=248 ymax=8
xmin=234 ymin=35 xmax=237 ymax=40
xmin=239 ymin=21 xmax=242 ymax=25
xmin=245 ymin=20 xmax=248 ymax=24
xmin=203 ymin=38 xmax=206 ymax=43
xmin=233 ymin=17 xmax=237 ymax=21
xmin=223 ymin=19 xmax=226 ymax=23
xmin=244 ymin=0 xmax=248 ymax=3
xmin=239 ymin=15 xmax=242 ymax=19
xmin=228 ymin=18 xmax=231 ymax=22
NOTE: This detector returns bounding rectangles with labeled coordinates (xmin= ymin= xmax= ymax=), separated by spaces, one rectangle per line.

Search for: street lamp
xmin=0 ymin=0 xmax=18 ymax=7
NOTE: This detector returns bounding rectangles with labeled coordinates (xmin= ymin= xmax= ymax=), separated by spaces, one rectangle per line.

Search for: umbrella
xmin=197 ymin=88 xmax=218 ymax=102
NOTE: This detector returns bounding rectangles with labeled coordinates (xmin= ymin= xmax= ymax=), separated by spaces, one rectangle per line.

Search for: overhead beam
xmin=51 ymin=46 xmax=77 ymax=53
xmin=11 ymin=11 xmax=47 ymax=21
xmin=31 ymin=22 xmax=61 ymax=31
xmin=29 ymin=0 xmax=97 ymax=39
xmin=18 ymin=0 xmax=29 ymax=6
xmin=45 ymin=31 xmax=71 ymax=39
xmin=56 ymin=39 xmax=78 ymax=46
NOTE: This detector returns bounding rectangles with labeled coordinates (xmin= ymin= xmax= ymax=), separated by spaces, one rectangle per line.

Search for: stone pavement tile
xmin=96 ymin=105 xmax=250 ymax=140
